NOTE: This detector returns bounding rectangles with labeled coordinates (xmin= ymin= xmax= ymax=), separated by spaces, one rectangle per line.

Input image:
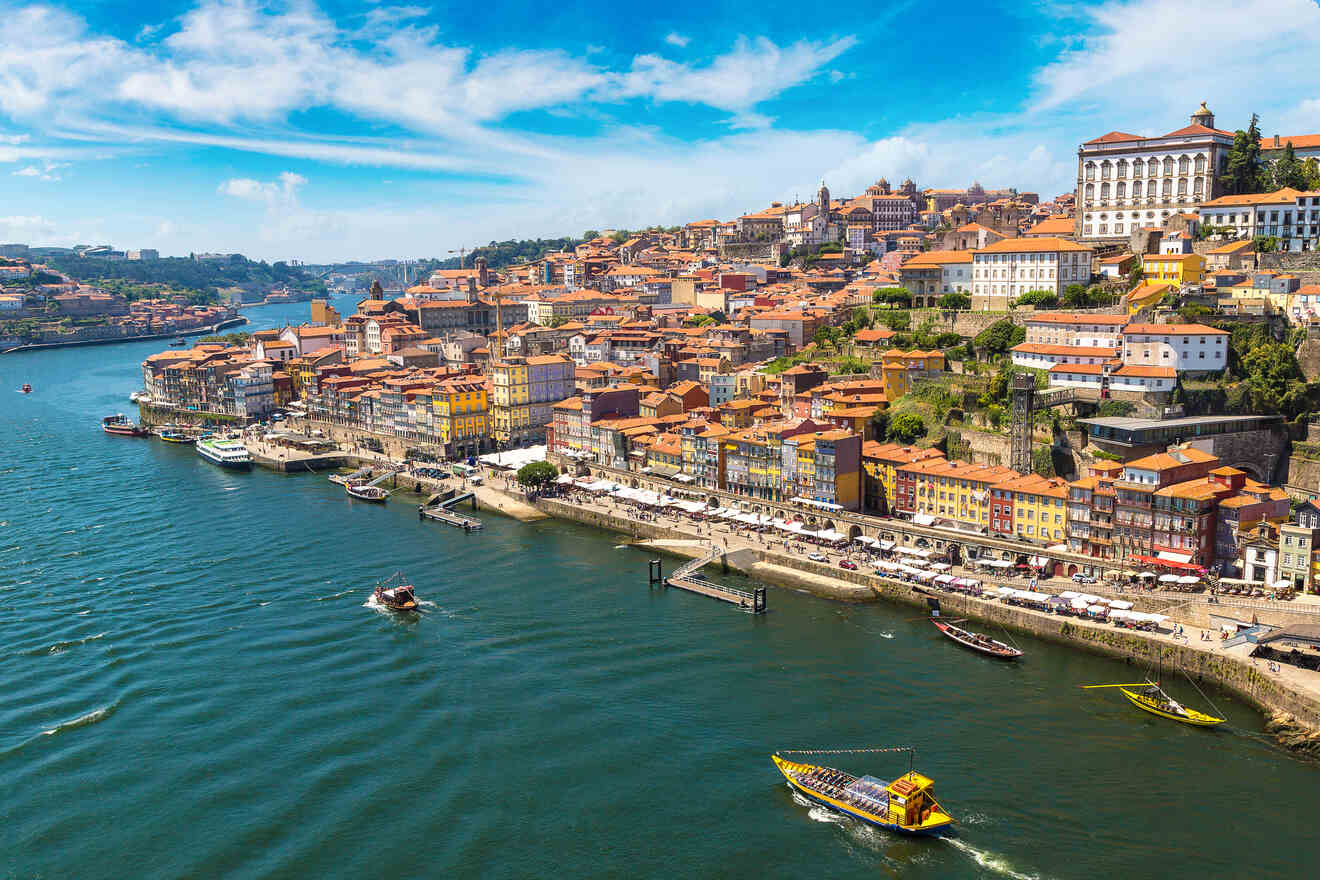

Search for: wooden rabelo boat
xmin=772 ymin=748 xmax=954 ymax=836
xmin=1083 ymin=682 xmax=1225 ymax=727
xmin=21 ymin=383 xmax=31 ymax=393
xmin=372 ymin=572 xmax=419 ymax=613
xmin=102 ymin=414 xmax=149 ymax=437
xmin=932 ymin=618 xmax=1022 ymax=659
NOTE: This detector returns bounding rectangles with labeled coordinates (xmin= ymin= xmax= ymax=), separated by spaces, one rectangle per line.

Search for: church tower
xmin=1190 ymin=101 xmax=1215 ymax=129
xmin=817 ymin=180 xmax=830 ymax=213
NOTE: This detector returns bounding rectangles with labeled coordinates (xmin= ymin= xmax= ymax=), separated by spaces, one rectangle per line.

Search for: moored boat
xmin=196 ymin=436 xmax=252 ymax=470
xmin=1083 ymin=681 xmax=1224 ymax=727
xmin=372 ymin=572 xmax=419 ymax=612
xmin=932 ymin=618 xmax=1023 ymax=660
xmin=346 ymin=483 xmax=389 ymax=502
xmin=102 ymin=414 xmax=149 ymax=437
xmin=158 ymin=429 xmax=195 ymax=445
xmin=772 ymin=749 xmax=954 ymax=836
xmin=21 ymin=383 xmax=31 ymax=393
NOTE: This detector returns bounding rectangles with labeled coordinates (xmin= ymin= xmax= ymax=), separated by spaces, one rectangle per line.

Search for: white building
xmin=1120 ymin=323 xmax=1228 ymax=373
xmin=1075 ymin=103 xmax=1233 ymax=243
xmin=1022 ymin=313 xmax=1128 ymax=348
xmin=1198 ymin=188 xmax=1320 ymax=253
xmin=1048 ymin=363 xmax=1176 ymax=393
xmin=1011 ymin=343 xmax=1119 ymax=371
xmin=970 ymin=237 xmax=1094 ymax=311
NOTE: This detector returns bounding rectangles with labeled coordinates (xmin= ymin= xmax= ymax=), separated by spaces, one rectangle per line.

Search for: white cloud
xmin=620 ymin=36 xmax=857 ymax=112
xmin=218 ymin=170 xmax=307 ymax=206
xmin=10 ymin=159 xmax=67 ymax=180
xmin=664 ymin=33 xmax=690 ymax=48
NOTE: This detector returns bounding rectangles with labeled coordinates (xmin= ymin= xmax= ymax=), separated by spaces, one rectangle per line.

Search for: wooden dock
xmin=652 ymin=552 xmax=766 ymax=613
xmin=419 ymin=491 xmax=483 ymax=530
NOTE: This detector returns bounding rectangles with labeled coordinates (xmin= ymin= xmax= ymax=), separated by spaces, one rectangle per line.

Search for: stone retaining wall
xmin=534 ymin=494 xmax=1320 ymax=748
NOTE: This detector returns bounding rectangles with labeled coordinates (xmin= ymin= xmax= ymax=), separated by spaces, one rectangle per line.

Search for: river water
xmin=2 ymin=297 xmax=1316 ymax=879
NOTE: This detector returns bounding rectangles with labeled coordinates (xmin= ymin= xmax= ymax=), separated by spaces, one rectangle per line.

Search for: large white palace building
xmin=1074 ymin=103 xmax=1233 ymax=243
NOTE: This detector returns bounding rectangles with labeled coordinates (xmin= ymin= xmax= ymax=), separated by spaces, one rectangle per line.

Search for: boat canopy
xmin=843 ymin=775 xmax=892 ymax=809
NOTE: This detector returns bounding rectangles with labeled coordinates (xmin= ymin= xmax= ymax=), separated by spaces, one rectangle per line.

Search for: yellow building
xmin=862 ymin=443 xmax=945 ymax=514
xmin=489 ymin=359 xmax=529 ymax=445
xmin=1141 ymin=253 xmax=1204 ymax=287
xmin=431 ymin=377 xmax=490 ymax=455
xmin=1124 ymin=282 xmax=1175 ymax=314
xmin=992 ymin=473 xmax=1070 ymax=543
xmin=901 ymin=458 xmax=1017 ymax=530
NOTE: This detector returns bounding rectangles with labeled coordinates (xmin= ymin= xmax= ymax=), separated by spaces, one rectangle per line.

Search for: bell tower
xmin=1191 ymin=101 xmax=1215 ymax=129
xmin=817 ymin=180 xmax=830 ymax=213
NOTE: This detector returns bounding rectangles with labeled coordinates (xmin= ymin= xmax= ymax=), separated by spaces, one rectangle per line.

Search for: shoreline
xmin=1 ymin=315 xmax=248 ymax=355
xmin=523 ymin=491 xmax=1320 ymax=755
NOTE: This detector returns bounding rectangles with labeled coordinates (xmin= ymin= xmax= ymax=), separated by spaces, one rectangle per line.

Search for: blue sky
xmin=1 ymin=0 xmax=1318 ymax=262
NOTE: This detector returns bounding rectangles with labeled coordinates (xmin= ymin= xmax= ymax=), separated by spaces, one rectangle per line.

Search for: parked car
xmin=839 ymin=560 xmax=858 ymax=570
xmin=808 ymin=553 xmax=828 ymax=562
xmin=1071 ymin=573 xmax=1096 ymax=584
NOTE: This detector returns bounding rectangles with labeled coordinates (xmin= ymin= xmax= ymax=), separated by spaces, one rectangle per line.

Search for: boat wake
xmin=36 ymin=632 xmax=106 ymax=655
xmin=946 ymin=837 xmax=1043 ymax=880
xmin=42 ymin=702 xmax=118 ymax=737
xmin=315 ymin=588 xmax=357 ymax=601
xmin=790 ymin=789 xmax=846 ymax=825
xmin=878 ymin=631 xmax=894 ymax=639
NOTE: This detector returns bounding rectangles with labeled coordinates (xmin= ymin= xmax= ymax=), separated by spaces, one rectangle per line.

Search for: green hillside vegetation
xmin=45 ymin=255 xmax=324 ymax=304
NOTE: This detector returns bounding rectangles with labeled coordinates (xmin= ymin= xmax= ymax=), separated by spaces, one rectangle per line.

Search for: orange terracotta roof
xmin=1122 ymin=323 xmax=1227 ymax=336
xmin=976 ymin=237 xmax=1092 ymax=254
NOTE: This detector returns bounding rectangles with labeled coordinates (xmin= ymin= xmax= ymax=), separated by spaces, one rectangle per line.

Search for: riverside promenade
xmin=533 ymin=483 xmax=1320 ymax=754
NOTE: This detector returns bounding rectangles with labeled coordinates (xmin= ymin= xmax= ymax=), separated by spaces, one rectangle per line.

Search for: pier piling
xmin=649 ymin=559 xmax=663 ymax=588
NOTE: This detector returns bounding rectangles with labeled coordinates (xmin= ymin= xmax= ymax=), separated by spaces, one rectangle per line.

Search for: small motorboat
xmin=372 ymin=572 xmax=419 ymax=612
xmin=169 ymin=337 xmax=188 ymax=347
xmin=102 ymin=414 xmax=149 ymax=437
xmin=21 ymin=383 xmax=31 ymax=394
xmin=346 ymin=483 xmax=389 ymax=502
xmin=932 ymin=617 xmax=1023 ymax=659
xmin=158 ymin=429 xmax=195 ymax=445
xmin=772 ymin=748 xmax=954 ymax=836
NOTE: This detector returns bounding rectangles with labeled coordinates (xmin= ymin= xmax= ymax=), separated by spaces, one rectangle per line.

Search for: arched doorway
xmin=847 ymin=524 xmax=862 ymax=540
xmin=1067 ymin=563 xmax=1078 ymax=577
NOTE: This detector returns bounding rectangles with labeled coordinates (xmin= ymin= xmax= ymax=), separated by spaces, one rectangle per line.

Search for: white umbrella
xmin=1178 ymin=575 xmax=1200 ymax=585
xmin=1158 ymin=573 xmax=1179 ymax=583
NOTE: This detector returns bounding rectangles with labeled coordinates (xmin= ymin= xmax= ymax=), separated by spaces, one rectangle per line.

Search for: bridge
xmin=653 ymin=551 xmax=767 ymax=613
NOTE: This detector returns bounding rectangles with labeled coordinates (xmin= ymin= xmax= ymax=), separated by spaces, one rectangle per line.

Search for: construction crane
xmin=448 ymin=247 xmax=468 ymax=269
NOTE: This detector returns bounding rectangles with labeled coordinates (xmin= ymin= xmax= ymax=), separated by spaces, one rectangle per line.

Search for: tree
xmin=938 ymin=291 xmax=971 ymax=310
xmin=973 ymin=319 xmax=1024 ymax=355
xmin=1303 ymin=158 xmax=1320 ymax=191
xmin=1269 ymin=142 xmax=1308 ymax=190
xmin=869 ymin=409 xmax=891 ymax=441
xmin=1033 ymin=445 xmax=1056 ymax=478
xmin=985 ymin=403 xmax=1005 ymax=429
xmin=888 ymin=412 xmax=927 ymax=445
xmin=872 ymin=287 xmax=912 ymax=308
xmin=1221 ymin=114 xmax=1264 ymax=194
xmin=516 ymin=460 xmax=558 ymax=488
xmin=1012 ymin=289 xmax=1059 ymax=309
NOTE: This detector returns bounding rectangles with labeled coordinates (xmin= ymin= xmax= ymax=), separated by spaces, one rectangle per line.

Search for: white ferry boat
xmin=196 ymin=436 xmax=253 ymax=470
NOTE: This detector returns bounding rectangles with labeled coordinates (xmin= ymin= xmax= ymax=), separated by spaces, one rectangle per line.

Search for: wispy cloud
xmin=664 ymin=32 xmax=689 ymax=48
xmin=12 ymin=160 xmax=67 ymax=180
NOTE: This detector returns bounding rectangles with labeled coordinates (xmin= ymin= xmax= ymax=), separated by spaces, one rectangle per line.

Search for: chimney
xmin=1273 ymin=134 xmax=1281 ymax=148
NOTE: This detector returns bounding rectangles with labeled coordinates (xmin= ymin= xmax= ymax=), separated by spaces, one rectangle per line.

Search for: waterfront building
xmin=861 ymin=443 xmax=945 ymax=515
xmin=1075 ymin=103 xmax=1233 ymax=243
xmin=1112 ymin=445 xmax=1218 ymax=566
xmin=490 ymin=354 xmax=575 ymax=447
xmin=897 ymin=458 xmax=1017 ymax=531
xmin=430 ymin=377 xmax=490 ymax=459
xmin=1278 ymin=523 xmax=1320 ymax=593
xmin=1066 ymin=460 xmax=1124 ymax=558
xmin=991 ymin=473 xmax=1069 ymax=543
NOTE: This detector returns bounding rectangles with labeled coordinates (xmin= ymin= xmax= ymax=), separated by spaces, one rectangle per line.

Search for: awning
xmin=1029 ymin=555 xmax=1049 ymax=568
xmin=912 ymin=513 xmax=935 ymax=526
xmin=1157 ymin=551 xmax=1193 ymax=564
xmin=878 ymin=540 xmax=895 ymax=551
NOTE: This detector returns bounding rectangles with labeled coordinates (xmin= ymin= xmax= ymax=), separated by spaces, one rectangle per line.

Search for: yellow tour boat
xmin=1083 ymin=682 xmax=1225 ymax=727
xmin=772 ymin=749 xmax=954 ymax=836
